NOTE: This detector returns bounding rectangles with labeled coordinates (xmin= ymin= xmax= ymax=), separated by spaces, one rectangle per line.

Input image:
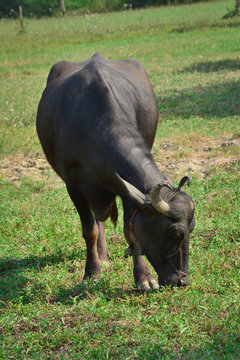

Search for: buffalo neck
xmin=108 ymin=126 xmax=165 ymax=195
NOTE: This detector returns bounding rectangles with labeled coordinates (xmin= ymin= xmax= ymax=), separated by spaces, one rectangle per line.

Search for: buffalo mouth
xmin=158 ymin=272 xmax=189 ymax=288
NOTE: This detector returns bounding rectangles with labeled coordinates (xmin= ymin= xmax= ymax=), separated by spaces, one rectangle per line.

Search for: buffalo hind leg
xmin=67 ymin=186 xmax=101 ymax=281
xmin=133 ymin=255 xmax=159 ymax=290
xmin=83 ymin=218 xmax=101 ymax=281
xmin=97 ymin=221 xmax=110 ymax=267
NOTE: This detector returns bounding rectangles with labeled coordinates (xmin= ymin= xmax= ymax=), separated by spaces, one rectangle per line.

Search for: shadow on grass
xmin=179 ymin=59 xmax=240 ymax=73
xmin=171 ymin=19 xmax=240 ymax=33
xmin=0 ymin=249 xmax=84 ymax=273
xmin=158 ymin=80 xmax=240 ymax=119
xmin=0 ymin=249 xmax=85 ymax=305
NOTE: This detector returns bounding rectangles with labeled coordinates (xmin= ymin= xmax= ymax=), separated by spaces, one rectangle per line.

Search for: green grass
xmin=0 ymin=0 xmax=240 ymax=358
xmin=0 ymin=167 xmax=239 ymax=358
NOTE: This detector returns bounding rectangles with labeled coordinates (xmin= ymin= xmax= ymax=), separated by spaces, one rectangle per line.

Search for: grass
xmin=0 ymin=168 xmax=239 ymax=358
xmin=0 ymin=0 xmax=240 ymax=358
xmin=0 ymin=1 xmax=240 ymax=155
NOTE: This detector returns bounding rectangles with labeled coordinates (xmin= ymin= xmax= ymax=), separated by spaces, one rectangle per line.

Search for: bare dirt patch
xmin=0 ymin=152 xmax=63 ymax=187
xmin=0 ymin=136 xmax=239 ymax=187
xmin=155 ymin=135 xmax=240 ymax=180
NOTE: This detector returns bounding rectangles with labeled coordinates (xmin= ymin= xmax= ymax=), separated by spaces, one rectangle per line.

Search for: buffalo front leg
xmin=133 ymin=255 xmax=159 ymax=290
xmin=66 ymin=186 xmax=101 ymax=282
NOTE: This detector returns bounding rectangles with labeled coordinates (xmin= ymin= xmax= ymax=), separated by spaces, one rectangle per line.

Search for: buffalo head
xmin=119 ymin=175 xmax=195 ymax=288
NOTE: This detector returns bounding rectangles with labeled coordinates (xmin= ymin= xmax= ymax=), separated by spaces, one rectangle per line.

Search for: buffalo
xmin=36 ymin=53 xmax=195 ymax=290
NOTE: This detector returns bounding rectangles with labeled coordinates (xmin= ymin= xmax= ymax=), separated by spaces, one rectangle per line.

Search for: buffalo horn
xmin=116 ymin=174 xmax=146 ymax=207
xmin=150 ymin=183 xmax=172 ymax=216
xmin=177 ymin=175 xmax=192 ymax=192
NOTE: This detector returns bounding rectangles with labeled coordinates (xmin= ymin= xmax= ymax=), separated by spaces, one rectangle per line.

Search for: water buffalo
xmin=36 ymin=53 xmax=195 ymax=290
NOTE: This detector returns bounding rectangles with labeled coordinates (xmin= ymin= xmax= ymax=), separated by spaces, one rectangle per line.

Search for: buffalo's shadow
xmin=0 ymin=249 xmax=136 ymax=305
xmin=0 ymin=249 xmax=85 ymax=305
xmin=158 ymin=80 xmax=240 ymax=119
xmin=179 ymin=59 xmax=240 ymax=74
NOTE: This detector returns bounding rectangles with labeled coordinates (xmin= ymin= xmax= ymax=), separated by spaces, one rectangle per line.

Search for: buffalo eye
xmin=171 ymin=225 xmax=185 ymax=243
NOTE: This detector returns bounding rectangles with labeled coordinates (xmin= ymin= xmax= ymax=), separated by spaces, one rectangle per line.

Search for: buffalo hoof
xmin=136 ymin=277 xmax=159 ymax=291
xmin=82 ymin=261 xmax=101 ymax=284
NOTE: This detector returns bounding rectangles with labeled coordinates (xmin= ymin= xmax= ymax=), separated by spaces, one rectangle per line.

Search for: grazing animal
xmin=36 ymin=53 xmax=195 ymax=290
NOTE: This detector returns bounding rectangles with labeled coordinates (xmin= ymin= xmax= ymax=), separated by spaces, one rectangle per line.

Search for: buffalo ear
xmin=178 ymin=175 xmax=192 ymax=192
xmin=116 ymin=174 xmax=147 ymax=208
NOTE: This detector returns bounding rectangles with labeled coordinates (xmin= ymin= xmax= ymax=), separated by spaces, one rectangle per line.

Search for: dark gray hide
xmin=36 ymin=53 xmax=195 ymax=290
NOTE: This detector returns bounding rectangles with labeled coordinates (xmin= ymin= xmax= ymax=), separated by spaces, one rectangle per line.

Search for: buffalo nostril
xmin=180 ymin=277 xmax=189 ymax=287
xmin=176 ymin=277 xmax=189 ymax=287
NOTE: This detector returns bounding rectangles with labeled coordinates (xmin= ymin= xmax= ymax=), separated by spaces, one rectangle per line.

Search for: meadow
xmin=0 ymin=0 xmax=240 ymax=358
